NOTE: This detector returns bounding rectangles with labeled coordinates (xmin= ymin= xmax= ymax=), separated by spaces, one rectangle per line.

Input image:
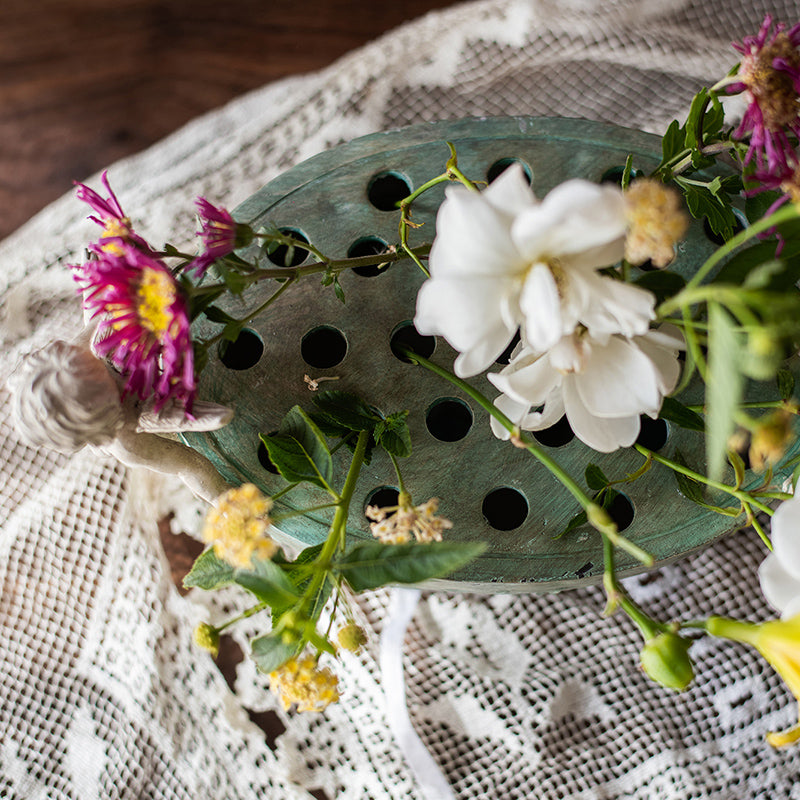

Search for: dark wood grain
xmin=0 ymin=0 xmax=456 ymax=240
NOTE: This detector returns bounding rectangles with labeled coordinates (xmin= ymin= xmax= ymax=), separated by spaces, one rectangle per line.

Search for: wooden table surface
xmin=2 ymin=1 xmax=456 ymax=776
xmin=0 ymin=0 xmax=457 ymax=242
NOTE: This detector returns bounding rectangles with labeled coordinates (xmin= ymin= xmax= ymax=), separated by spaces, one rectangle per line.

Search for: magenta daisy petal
xmin=189 ymin=198 xmax=252 ymax=277
xmin=74 ymin=171 xmax=152 ymax=254
xmin=729 ymin=15 xmax=800 ymax=177
xmin=72 ymin=244 xmax=196 ymax=414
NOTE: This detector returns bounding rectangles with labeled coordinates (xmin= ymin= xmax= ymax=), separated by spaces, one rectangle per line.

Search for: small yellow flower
xmin=749 ymin=408 xmax=797 ymax=472
xmin=337 ymin=623 xmax=368 ymax=653
xmin=365 ymin=492 xmax=452 ymax=544
xmin=269 ymin=654 xmax=340 ymax=712
xmin=193 ymin=622 xmax=220 ymax=658
xmin=202 ymin=483 xmax=277 ymax=569
xmin=623 ymin=179 xmax=689 ymax=268
xmin=708 ymin=614 xmax=800 ymax=746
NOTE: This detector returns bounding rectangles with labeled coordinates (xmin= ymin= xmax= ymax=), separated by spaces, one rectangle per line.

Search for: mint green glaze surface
xmin=181 ymin=117 xmax=799 ymax=593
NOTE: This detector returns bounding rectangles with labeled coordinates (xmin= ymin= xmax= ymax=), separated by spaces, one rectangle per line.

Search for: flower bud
xmin=743 ymin=330 xmax=782 ymax=381
xmin=193 ymin=622 xmax=220 ymax=658
xmin=640 ymin=630 xmax=694 ymax=690
xmin=337 ymin=623 xmax=368 ymax=653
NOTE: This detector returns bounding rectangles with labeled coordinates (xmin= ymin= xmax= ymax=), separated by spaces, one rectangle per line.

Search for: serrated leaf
xmin=262 ymin=406 xmax=333 ymax=490
xmin=585 ymin=464 xmax=609 ymax=490
xmin=684 ymin=88 xmax=709 ymax=152
xmin=183 ymin=547 xmax=236 ymax=590
xmin=658 ymin=396 xmax=705 ymax=432
xmin=334 ymin=541 xmax=486 ymax=591
xmin=778 ymin=368 xmax=795 ymax=401
xmin=374 ymin=410 xmax=412 ymax=458
xmin=680 ymin=182 xmax=739 ymax=239
xmin=662 ymin=119 xmax=684 ymax=163
xmin=234 ymin=558 xmax=302 ymax=606
xmin=251 ymin=631 xmax=299 ymax=674
xmin=634 ymin=270 xmax=686 ymax=304
xmin=707 ymin=302 xmax=745 ymax=481
xmin=311 ymin=391 xmax=380 ymax=432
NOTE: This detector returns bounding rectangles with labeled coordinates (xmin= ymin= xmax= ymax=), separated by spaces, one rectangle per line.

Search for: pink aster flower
xmin=73 ymin=244 xmax=196 ymax=414
xmin=728 ymin=15 xmax=800 ymax=176
xmin=189 ymin=198 xmax=250 ymax=277
xmin=74 ymin=171 xmax=151 ymax=254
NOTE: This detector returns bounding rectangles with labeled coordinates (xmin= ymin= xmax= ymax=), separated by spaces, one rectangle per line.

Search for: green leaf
xmin=261 ymin=406 xmax=334 ymax=490
xmin=658 ymin=396 xmax=705 ymax=432
xmin=684 ymin=88 xmax=709 ymax=152
xmin=661 ymin=119 xmax=684 ymax=163
xmin=680 ymin=181 xmax=739 ymax=240
xmin=334 ymin=540 xmax=487 ymax=591
xmin=183 ymin=547 xmax=236 ymax=590
xmin=251 ymin=631 xmax=298 ymax=674
xmin=374 ymin=410 xmax=412 ymax=458
xmin=333 ymin=277 xmax=346 ymax=304
xmin=706 ymin=302 xmax=745 ymax=480
xmin=584 ymin=463 xmax=609 ymax=491
xmin=728 ymin=448 xmax=746 ymax=490
xmin=745 ymin=189 xmax=783 ymax=224
xmin=554 ymin=509 xmax=588 ymax=539
xmin=634 ymin=270 xmax=686 ymax=304
xmin=311 ymin=391 xmax=381 ymax=432
xmin=671 ymin=451 xmax=705 ymax=505
xmin=778 ymin=368 xmax=795 ymax=401
xmin=234 ymin=558 xmax=302 ymax=606
xmin=202 ymin=305 xmax=238 ymax=324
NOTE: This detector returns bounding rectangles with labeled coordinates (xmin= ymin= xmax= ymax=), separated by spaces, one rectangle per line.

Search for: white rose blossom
xmin=488 ymin=325 xmax=684 ymax=453
xmin=414 ymin=165 xmax=656 ymax=377
xmin=759 ymin=491 xmax=800 ymax=619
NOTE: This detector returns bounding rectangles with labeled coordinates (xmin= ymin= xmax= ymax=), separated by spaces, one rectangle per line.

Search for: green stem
xmin=402 ymin=348 xmax=652 ymax=565
xmin=635 ymin=444 xmax=775 ymax=516
xmin=272 ymin=502 xmax=340 ymax=523
xmin=660 ymin=204 xmax=800 ymax=304
xmin=388 ymin=452 xmax=407 ymax=494
xmin=217 ymin=600 xmax=269 ymax=632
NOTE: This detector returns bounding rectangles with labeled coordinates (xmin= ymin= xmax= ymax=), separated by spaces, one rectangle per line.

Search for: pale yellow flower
xmin=708 ymin=614 xmax=800 ymax=746
xmin=365 ymin=492 xmax=452 ymax=544
xmin=202 ymin=483 xmax=277 ymax=568
xmin=624 ymin=179 xmax=689 ymax=268
xmin=269 ymin=654 xmax=340 ymax=712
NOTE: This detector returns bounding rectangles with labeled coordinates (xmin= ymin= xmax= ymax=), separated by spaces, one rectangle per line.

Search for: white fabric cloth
xmin=3 ymin=1 xmax=800 ymax=797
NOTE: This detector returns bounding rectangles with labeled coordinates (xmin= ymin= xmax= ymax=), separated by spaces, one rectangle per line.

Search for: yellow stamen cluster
xmin=136 ymin=267 xmax=178 ymax=337
xmin=365 ymin=492 xmax=452 ymax=544
xmin=202 ymin=483 xmax=277 ymax=569
xmin=741 ymin=33 xmax=800 ymax=129
xmin=269 ymin=655 xmax=340 ymax=712
xmin=623 ymin=179 xmax=689 ymax=268
xmin=99 ymin=218 xmax=133 ymax=254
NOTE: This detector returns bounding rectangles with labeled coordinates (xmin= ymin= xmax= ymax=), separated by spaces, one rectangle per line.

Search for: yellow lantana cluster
xmin=365 ymin=492 xmax=452 ymax=544
xmin=202 ymin=483 xmax=277 ymax=569
xmin=269 ymin=654 xmax=340 ymax=712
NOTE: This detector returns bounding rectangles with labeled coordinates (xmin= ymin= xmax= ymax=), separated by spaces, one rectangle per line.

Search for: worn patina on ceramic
xmin=181 ymin=117 xmax=800 ymax=592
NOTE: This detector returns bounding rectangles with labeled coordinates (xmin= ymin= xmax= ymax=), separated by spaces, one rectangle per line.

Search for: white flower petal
xmin=429 ymin=186 xmax=525 ymax=278
xmin=771 ymin=493 xmax=800 ymax=580
xmin=563 ymin=377 xmax=640 ymax=452
xmin=580 ymin=275 xmax=655 ymax=339
xmin=511 ymin=179 xmax=627 ymax=260
xmin=519 ymin=263 xmax=562 ymax=350
xmin=574 ymin=337 xmax=662 ymax=418
xmin=634 ymin=326 xmax=684 ymax=396
xmin=483 ymin=163 xmax=538 ymax=217
xmin=759 ymin=552 xmax=800 ymax=616
xmin=489 ymin=349 xmax=561 ymax=407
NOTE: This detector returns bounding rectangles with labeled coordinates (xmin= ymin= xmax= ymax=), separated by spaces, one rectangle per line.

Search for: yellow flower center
xmin=741 ymin=33 xmax=800 ymax=129
xmin=99 ymin=218 xmax=133 ymax=255
xmin=136 ymin=267 xmax=177 ymax=337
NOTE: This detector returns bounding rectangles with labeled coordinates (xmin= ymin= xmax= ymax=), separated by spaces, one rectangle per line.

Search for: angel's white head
xmin=7 ymin=341 xmax=124 ymax=453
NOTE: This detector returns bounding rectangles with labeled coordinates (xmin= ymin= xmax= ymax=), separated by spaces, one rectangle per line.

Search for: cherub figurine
xmin=7 ymin=335 xmax=233 ymax=504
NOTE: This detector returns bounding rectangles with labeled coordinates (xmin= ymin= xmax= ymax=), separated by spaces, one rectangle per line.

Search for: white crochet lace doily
xmin=3 ymin=1 xmax=800 ymax=798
